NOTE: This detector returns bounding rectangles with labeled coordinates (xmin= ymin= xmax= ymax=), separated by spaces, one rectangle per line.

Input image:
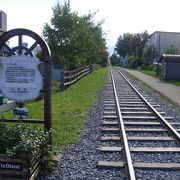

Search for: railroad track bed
xmin=37 ymin=84 xmax=126 ymax=179
xmin=97 ymin=68 xmax=180 ymax=179
xmin=38 ymin=68 xmax=180 ymax=179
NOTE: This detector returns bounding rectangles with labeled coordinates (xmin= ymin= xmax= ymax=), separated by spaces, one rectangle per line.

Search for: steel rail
xmin=110 ymin=69 xmax=136 ymax=180
xmin=116 ymin=68 xmax=180 ymax=145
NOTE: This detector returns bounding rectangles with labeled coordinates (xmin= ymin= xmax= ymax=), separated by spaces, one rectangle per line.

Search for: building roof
xmin=150 ymin=31 xmax=180 ymax=37
xmin=160 ymin=54 xmax=180 ymax=63
xmin=0 ymin=10 xmax=6 ymax=13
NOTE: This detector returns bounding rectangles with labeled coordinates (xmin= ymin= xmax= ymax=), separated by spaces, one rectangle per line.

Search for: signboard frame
xmin=0 ymin=28 xmax=52 ymax=143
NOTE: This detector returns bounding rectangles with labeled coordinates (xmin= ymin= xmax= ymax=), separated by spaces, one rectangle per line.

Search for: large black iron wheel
xmin=0 ymin=28 xmax=51 ymax=62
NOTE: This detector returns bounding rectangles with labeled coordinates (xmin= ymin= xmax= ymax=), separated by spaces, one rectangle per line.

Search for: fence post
xmin=60 ymin=69 xmax=65 ymax=90
xmin=90 ymin=64 xmax=92 ymax=72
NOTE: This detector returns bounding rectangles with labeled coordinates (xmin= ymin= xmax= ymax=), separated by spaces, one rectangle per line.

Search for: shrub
xmin=137 ymin=66 xmax=143 ymax=71
xmin=8 ymin=125 xmax=49 ymax=160
xmin=0 ymin=123 xmax=50 ymax=162
xmin=142 ymin=63 xmax=156 ymax=71
xmin=128 ymin=55 xmax=136 ymax=68
xmin=0 ymin=122 xmax=7 ymax=154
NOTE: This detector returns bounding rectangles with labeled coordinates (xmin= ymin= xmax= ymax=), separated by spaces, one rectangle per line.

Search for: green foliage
xmin=0 ymin=122 xmax=7 ymax=153
xmin=166 ymin=80 xmax=180 ymax=86
xmin=146 ymin=64 xmax=156 ymax=71
xmin=0 ymin=123 xmax=50 ymax=162
xmin=51 ymin=81 xmax=61 ymax=93
xmin=43 ymin=0 xmax=108 ymax=70
xmin=110 ymin=53 xmax=119 ymax=65
xmin=0 ymin=68 xmax=107 ymax=172
xmin=143 ymin=45 xmax=158 ymax=63
xmin=128 ymin=55 xmax=136 ymax=68
xmin=137 ymin=64 xmax=156 ymax=71
xmin=115 ymin=33 xmax=133 ymax=57
xmin=115 ymin=31 xmax=149 ymax=67
xmin=138 ymin=69 xmax=157 ymax=77
xmin=51 ymin=68 xmax=107 ymax=146
xmin=36 ymin=51 xmax=43 ymax=61
xmin=141 ymin=57 xmax=156 ymax=71
xmin=2 ymin=68 xmax=107 ymax=147
xmin=130 ymin=31 xmax=149 ymax=66
xmin=164 ymin=44 xmax=178 ymax=54
xmin=136 ymin=68 xmax=180 ymax=86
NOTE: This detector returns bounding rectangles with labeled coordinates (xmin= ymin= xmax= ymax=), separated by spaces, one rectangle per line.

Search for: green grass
xmin=166 ymin=80 xmax=180 ymax=86
xmin=136 ymin=69 xmax=180 ymax=86
xmin=137 ymin=69 xmax=158 ymax=78
xmin=2 ymin=68 xmax=107 ymax=148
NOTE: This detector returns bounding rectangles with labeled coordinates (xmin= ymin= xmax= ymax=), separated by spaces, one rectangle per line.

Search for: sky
xmin=1 ymin=0 xmax=180 ymax=49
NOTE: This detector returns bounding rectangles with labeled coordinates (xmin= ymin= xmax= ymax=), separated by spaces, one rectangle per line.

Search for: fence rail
xmin=61 ymin=66 xmax=91 ymax=89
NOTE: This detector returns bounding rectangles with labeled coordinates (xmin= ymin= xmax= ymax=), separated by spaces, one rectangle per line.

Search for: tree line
xmin=42 ymin=0 xmax=108 ymax=70
xmin=110 ymin=31 xmax=149 ymax=67
xmin=110 ymin=31 xmax=179 ymax=68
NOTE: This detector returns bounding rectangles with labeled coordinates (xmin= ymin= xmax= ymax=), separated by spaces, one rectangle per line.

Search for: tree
xmin=130 ymin=31 xmax=149 ymax=66
xmin=110 ymin=53 xmax=119 ymax=65
xmin=36 ymin=50 xmax=43 ymax=61
xmin=143 ymin=45 xmax=158 ymax=63
xmin=115 ymin=31 xmax=149 ymax=67
xmin=115 ymin=33 xmax=133 ymax=57
xmin=43 ymin=0 xmax=108 ymax=70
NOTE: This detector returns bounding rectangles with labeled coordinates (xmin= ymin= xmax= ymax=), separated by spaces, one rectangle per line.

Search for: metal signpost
xmin=0 ymin=28 xmax=52 ymax=142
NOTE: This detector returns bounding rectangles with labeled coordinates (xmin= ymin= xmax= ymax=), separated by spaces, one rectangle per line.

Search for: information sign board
xmin=13 ymin=107 xmax=28 ymax=118
xmin=0 ymin=55 xmax=43 ymax=102
xmin=0 ymin=161 xmax=22 ymax=171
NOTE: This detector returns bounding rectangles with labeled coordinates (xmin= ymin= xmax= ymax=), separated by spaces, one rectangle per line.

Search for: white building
xmin=148 ymin=31 xmax=180 ymax=61
xmin=22 ymin=42 xmax=28 ymax=48
xmin=0 ymin=10 xmax=7 ymax=35
xmin=32 ymin=45 xmax=41 ymax=55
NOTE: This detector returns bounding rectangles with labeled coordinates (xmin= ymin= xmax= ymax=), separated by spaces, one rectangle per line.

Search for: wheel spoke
xmin=25 ymin=42 xmax=38 ymax=55
xmin=18 ymin=35 xmax=23 ymax=55
xmin=3 ymin=43 xmax=16 ymax=55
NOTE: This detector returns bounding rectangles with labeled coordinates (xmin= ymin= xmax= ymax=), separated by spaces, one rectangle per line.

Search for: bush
xmin=51 ymin=81 xmax=61 ymax=93
xmin=142 ymin=63 xmax=156 ymax=71
xmin=0 ymin=123 xmax=50 ymax=161
xmin=128 ymin=55 xmax=136 ymax=68
xmin=0 ymin=122 xmax=7 ymax=154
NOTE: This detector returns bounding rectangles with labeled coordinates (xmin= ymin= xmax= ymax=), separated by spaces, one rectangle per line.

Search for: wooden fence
xmin=61 ymin=66 xmax=91 ymax=89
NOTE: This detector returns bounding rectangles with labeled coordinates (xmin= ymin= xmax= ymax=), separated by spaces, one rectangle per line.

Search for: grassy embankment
xmin=137 ymin=69 xmax=158 ymax=78
xmin=3 ymin=68 xmax=107 ymax=148
xmin=137 ymin=69 xmax=180 ymax=86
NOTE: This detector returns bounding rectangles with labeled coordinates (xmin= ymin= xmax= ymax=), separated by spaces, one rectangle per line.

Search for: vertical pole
xmin=18 ymin=35 xmax=22 ymax=55
xmin=60 ymin=69 xmax=65 ymax=90
xmin=90 ymin=55 xmax=92 ymax=72
xmin=44 ymin=61 xmax=52 ymax=145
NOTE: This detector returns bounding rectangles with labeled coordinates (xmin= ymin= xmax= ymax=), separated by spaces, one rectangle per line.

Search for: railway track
xmin=97 ymin=68 xmax=180 ymax=179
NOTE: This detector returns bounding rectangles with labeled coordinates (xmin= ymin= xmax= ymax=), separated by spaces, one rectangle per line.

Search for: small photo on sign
xmin=13 ymin=108 xmax=28 ymax=118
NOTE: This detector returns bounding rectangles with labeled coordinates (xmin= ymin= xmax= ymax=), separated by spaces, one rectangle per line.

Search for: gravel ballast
xmin=37 ymin=86 xmax=126 ymax=179
xmin=37 ymin=69 xmax=180 ymax=179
